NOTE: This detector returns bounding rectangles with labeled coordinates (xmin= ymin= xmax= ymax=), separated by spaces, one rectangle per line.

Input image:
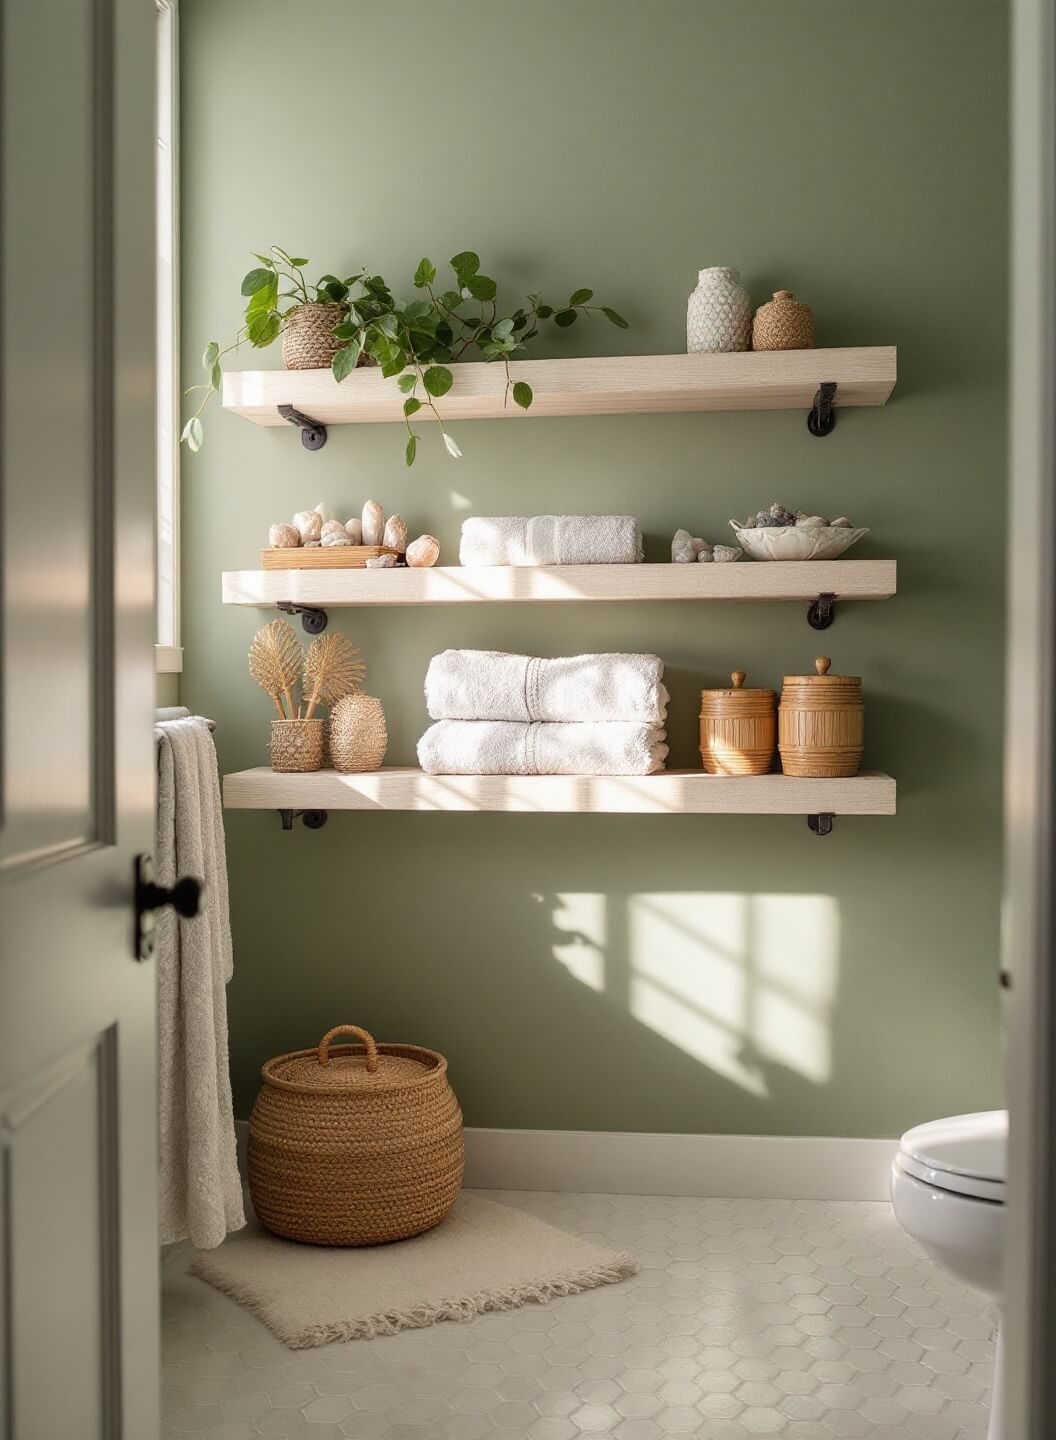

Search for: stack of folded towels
xmin=418 ymin=650 xmax=669 ymax=776
xmin=460 ymin=514 xmax=642 ymax=566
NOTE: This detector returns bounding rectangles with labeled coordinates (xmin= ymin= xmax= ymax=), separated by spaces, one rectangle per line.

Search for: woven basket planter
xmin=330 ymin=693 xmax=388 ymax=773
xmin=280 ymin=302 xmax=347 ymax=371
xmin=249 ymin=1024 xmax=465 ymax=1247
xmin=269 ymin=718 xmax=324 ymax=772
xmin=751 ymin=290 xmax=815 ymax=351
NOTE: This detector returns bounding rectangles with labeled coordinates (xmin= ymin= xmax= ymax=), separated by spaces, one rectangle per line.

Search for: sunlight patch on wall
xmin=546 ymin=891 xmax=607 ymax=993
xmin=449 ymin=490 xmax=473 ymax=511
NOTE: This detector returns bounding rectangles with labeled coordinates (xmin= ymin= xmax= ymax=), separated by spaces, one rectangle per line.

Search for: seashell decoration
xmin=406 ymin=534 xmax=441 ymax=568
xmin=361 ymin=500 xmax=385 ymax=546
xmin=344 ymin=518 xmax=363 ymax=544
xmin=365 ymin=553 xmax=397 ymax=568
xmin=269 ymin=522 xmax=301 ymax=548
xmin=383 ymin=515 xmax=408 ymax=553
xmin=292 ymin=509 xmax=322 ymax=543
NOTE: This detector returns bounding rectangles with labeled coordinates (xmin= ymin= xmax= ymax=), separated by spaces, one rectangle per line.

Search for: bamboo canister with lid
xmin=699 ymin=670 xmax=776 ymax=775
xmin=778 ymin=657 xmax=864 ymax=777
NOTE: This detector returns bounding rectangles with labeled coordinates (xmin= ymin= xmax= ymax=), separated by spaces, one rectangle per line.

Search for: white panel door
xmin=0 ymin=1 xmax=160 ymax=1436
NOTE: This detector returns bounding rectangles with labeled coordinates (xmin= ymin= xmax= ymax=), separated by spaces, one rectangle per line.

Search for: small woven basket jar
xmin=699 ymin=670 xmax=776 ymax=776
xmin=751 ymin=290 xmax=815 ymax=351
xmin=248 ymin=1024 xmax=465 ymax=1246
xmin=778 ymin=657 xmax=863 ymax=777
xmin=330 ymin=692 xmax=388 ymax=773
xmin=280 ymin=302 xmax=346 ymax=371
xmin=269 ymin=717 xmax=324 ymax=773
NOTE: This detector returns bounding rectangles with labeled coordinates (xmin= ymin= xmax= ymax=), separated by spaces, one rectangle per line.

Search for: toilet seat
xmin=896 ymin=1109 xmax=1007 ymax=1204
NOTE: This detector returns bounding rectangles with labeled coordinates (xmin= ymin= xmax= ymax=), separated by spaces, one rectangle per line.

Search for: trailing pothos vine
xmin=183 ymin=246 xmax=628 ymax=465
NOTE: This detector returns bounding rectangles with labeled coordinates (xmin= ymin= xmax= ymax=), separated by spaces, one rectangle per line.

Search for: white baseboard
xmin=235 ymin=1121 xmax=896 ymax=1202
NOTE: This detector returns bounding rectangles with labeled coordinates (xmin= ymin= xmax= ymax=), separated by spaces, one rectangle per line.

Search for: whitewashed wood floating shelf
xmin=222 ymin=559 xmax=896 ymax=633
xmin=223 ymin=767 xmax=896 ymax=835
xmin=222 ymin=346 xmax=897 ymax=447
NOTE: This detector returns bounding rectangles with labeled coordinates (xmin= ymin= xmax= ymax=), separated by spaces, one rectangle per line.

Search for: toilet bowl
xmin=891 ymin=1109 xmax=1005 ymax=1440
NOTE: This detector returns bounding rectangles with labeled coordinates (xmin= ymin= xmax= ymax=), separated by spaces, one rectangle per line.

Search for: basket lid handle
xmin=318 ymin=1024 xmax=379 ymax=1072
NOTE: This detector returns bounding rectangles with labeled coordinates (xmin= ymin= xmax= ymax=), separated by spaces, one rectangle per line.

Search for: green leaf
xmin=202 ymin=340 xmax=219 ymax=370
xmin=466 ymin=273 xmax=497 ymax=302
xmin=253 ymin=253 xmax=276 ymax=267
xmin=492 ymin=317 xmax=515 ymax=340
xmin=245 ymin=278 xmax=278 ymax=316
xmin=414 ymin=257 xmax=437 ymax=288
xmin=320 ymin=280 xmax=348 ymax=302
xmin=381 ymin=350 xmax=407 ymax=378
xmin=375 ymin=312 xmax=399 ymax=338
xmin=423 ymin=365 xmax=454 ymax=398
xmin=332 ymin=342 xmax=361 ymax=382
xmin=405 ymin=434 xmax=418 ymax=467
xmin=241 ymin=267 xmax=273 ymax=296
xmin=404 ymin=397 xmax=422 ymax=417
xmin=403 ymin=299 xmax=431 ymax=323
xmin=568 ymin=288 xmax=593 ymax=306
xmin=536 ymin=303 xmax=554 ymax=319
xmin=443 ymin=431 xmax=463 ymax=459
xmin=554 ymin=309 xmax=577 ymax=327
xmin=440 ymin=290 xmax=464 ymax=311
xmin=602 ymin=306 xmax=629 ymax=329
xmin=397 ymin=373 xmax=417 ymax=394
xmin=181 ymin=416 xmax=203 ymax=451
xmin=332 ymin=320 xmax=360 ymax=341
xmin=210 ymin=362 xmax=222 ymax=392
xmin=246 ymin=311 xmax=280 ymax=346
xmin=449 ymin=250 xmax=480 ymax=285
xmin=512 ymin=381 xmax=533 ymax=409
xmin=286 ymin=256 xmax=309 ymax=267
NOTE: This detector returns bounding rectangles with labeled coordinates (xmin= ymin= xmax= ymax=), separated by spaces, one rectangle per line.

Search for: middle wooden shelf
xmin=222 ymin=559 xmax=896 ymax=610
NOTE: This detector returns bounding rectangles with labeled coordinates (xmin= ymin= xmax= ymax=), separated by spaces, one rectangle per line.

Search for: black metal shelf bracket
xmin=278 ymin=404 xmax=327 ymax=451
xmin=278 ymin=809 xmax=329 ymax=832
xmin=277 ymin=601 xmax=328 ymax=634
xmin=807 ymin=813 xmax=834 ymax=837
xmin=807 ymin=592 xmax=836 ymax=630
xmin=806 ymin=382 xmax=837 ymax=437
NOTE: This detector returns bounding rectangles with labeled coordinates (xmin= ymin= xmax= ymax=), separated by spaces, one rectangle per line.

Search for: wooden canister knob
xmin=814 ymin=657 xmax=831 ymax=675
xmin=731 ymin=670 xmax=746 ymax=688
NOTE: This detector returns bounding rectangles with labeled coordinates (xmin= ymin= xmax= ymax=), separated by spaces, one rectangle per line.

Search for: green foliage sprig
xmin=183 ymin=247 xmax=628 ymax=465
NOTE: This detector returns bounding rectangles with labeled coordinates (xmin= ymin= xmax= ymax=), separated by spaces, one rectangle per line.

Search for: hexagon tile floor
xmin=162 ymin=1191 xmax=996 ymax=1440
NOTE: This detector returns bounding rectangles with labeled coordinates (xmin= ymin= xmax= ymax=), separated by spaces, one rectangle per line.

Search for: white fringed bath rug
xmin=189 ymin=1193 xmax=637 ymax=1348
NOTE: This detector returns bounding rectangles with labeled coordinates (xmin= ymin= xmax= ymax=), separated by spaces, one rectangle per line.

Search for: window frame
xmin=155 ymin=0 xmax=181 ymax=674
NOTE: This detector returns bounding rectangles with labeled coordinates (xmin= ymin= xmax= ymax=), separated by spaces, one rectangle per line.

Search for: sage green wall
xmin=181 ymin=0 xmax=1008 ymax=1135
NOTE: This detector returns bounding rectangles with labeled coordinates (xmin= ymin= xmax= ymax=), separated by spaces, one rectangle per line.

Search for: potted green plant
xmin=183 ymin=247 xmax=627 ymax=465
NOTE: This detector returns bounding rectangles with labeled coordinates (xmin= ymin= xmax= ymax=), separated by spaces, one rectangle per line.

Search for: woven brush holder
xmin=269 ymin=717 xmax=325 ymax=772
xmin=280 ymin=302 xmax=347 ymax=371
xmin=699 ymin=670 xmax=776 ymax=776
xmin=751 ymin=290 xmax=815 ymax=351
xmin=329 ymin=692 xmax=388 ymax=773
xmin=248 ymin=1023 xmax=465 ymax=1246
xmin=778 ymin=657 xmax=863 ymax=777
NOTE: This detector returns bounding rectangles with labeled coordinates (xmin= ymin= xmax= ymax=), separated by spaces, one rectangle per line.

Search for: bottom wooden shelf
xmin=222 ymin=767 xmax=896 ymax=816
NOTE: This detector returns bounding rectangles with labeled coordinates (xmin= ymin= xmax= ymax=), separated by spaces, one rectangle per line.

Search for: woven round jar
xmin=249 ymin=1024 xmax=465 ymax=1247
xmin=778 ymin=657 xmax=863 ymax=778
xmin=699 ymin=670 xmax=776 ymax=776
xmin=330 ymin=692 xmax=388 ymax=773
xmin=751 ymin=290 xmax=815 ymax=351
xmin=280 ymin=302 xmax=347 ymax=370
xmin=686 ymin=267 xmax=751 ymax=353
xmin=269 ymin=717 xmax=324 ymax=772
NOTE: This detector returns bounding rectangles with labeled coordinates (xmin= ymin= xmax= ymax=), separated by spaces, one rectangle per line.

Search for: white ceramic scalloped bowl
xmin=728 ymin=522 xmax=869 ymax=561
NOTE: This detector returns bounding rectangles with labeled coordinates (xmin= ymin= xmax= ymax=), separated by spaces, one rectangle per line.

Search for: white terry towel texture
xmin=459 ymin=514 xmax=643 ymax=566
xmin=425 ymin=650 xmax=669 ymax=724
xmin=417 ymin=719 xmax=669 ymax=776
xmin=155 ymin=715 xmax=245 ymax=1250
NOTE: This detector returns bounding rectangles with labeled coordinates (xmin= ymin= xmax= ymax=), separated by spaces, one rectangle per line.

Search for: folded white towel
xmin=425 ymin=650 xmax=669 ymax=724
xmin=460 ymin=515 xmax=643 ymax=567
xmin=417 ymin=719 xmax=668 ymax=775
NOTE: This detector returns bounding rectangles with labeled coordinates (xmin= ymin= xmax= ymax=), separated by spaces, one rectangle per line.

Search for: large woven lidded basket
xmin=249 ymin=1024 xmax=464 ymax=1246
xmin=700 ymin=670 xmax=776 ymax=776
xmin=778 ymin=657 xmax=863 ymax=778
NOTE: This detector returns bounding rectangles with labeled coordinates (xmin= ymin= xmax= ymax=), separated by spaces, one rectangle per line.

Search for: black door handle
xmin=134 ymin=854 xmax=205 ymax=961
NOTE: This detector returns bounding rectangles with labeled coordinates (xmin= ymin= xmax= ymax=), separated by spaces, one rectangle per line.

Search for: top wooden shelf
xmin=222 ymin=347 xmax=897 ymax=428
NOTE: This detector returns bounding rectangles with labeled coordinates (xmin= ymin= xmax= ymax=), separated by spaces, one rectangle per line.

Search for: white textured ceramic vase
xmin=686 ymin=267 xmax=752 ymax=353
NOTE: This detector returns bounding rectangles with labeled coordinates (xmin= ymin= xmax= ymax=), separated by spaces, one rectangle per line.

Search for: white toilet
xmin=891 ymin=1109 xmax=1006 ymax=1440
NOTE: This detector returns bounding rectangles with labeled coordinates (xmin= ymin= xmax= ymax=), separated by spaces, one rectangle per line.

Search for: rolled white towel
xmin=417 ymin=719 xmax=668 ymax=776
xmin=459 ymin=515 xmax=643 ymax=566
xmin=425 ymin=650 xmax=668 ymax=724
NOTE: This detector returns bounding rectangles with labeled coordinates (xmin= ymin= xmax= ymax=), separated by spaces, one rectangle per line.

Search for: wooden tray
xmin=260 ymin=546 xmax=400 ymax=570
